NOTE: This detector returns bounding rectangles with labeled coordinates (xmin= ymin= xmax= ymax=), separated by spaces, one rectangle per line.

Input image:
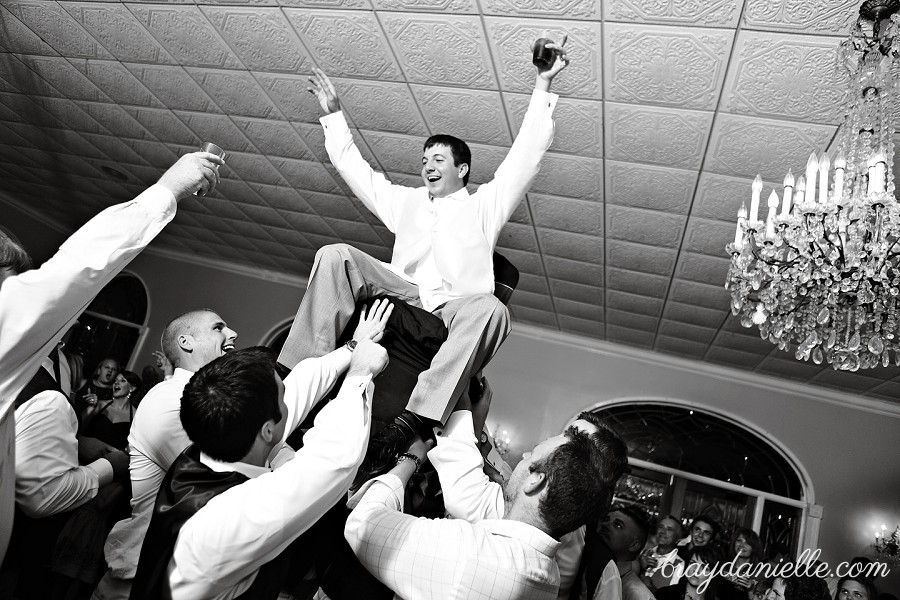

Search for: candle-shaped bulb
xmin=784 ymin=169 xmax=795 ymax=188
xmin=818 ymin=154 xmax=831 ymax=204
xmin=868 ymin=150 xmax=887 ymax=194
xmin=734 ymin=203 xmax=747 ymax=248
xmin=781 ymin=169 xmax=794 ymax=217
xmin=797 ymin=175 xmax=806 ymax=193
xmin=766 ymin=190 xmax=779 ymax=237
xmin=834 ymin=152 xmax=846 ymax=170
xmin=805 ymin=153 xmax=818 ymax=204
xmin=767 ymin=190 xmax=779 ymax=209
xmin=833 ymin=154 xmax=846 ymax=204
xmin=750 ymin=175 xmax=763 ymax=223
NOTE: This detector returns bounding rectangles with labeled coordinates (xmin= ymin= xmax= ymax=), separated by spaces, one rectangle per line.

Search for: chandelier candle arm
xmin=833 ymin=154 xmax=846 ymax=205
xmin=804 ymin=153 xmax=818 ymax=205
xmin=734 ymin=204 xmax=748 ymax=250
xmin=818 ymin=154 xmax=831 ymax=205
xmin=750 ymin=175 xmax=763 ymax=224
xmin=766 ymin=191 xmax=780 ymax=238
xmin=781 ymin=170 xmax=795 ymax=217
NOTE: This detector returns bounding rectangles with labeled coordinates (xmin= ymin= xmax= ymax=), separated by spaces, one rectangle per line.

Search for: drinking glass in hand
xmin=197 ymin=142 xmax=226 ymax=197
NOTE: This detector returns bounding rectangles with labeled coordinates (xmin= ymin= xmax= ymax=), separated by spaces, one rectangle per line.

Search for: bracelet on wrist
xmin=395 ymin=452 xmax=421 ymax=470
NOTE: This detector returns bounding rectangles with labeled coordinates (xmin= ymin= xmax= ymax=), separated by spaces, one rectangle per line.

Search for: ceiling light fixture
xmin=726 ymin=0 xmax=900 ymax=371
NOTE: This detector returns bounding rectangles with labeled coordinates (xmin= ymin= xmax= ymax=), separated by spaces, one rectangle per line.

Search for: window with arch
xmin=64 ymin=272 xmax=149 ymax=379
xmin=261 ymin=319 xmax=294 ymax=357
xmin=594 ymin=403 xmax=808 ymax=559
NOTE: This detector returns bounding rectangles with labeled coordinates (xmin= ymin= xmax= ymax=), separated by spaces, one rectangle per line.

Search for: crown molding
xmin=510 ymin=323 xmax=900 ymax=419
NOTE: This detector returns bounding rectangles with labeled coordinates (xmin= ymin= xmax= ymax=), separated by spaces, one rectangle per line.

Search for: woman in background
xmin=717 ymin=527 xmax=766 ymax=600
xmin=79 ymin=371 xmax=141 ymax=451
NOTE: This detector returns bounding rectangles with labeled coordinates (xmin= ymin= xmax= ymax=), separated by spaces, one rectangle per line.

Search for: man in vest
xmin=131 ymin=329 xmax=388 ymax=598
xmin=277 ymin=40 xmax=571 ymax=476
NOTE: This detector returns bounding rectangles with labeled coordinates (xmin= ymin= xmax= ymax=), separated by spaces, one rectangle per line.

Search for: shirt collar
xmin=200 ymin=451 xmax=271 ymax=479
xmin=479 ymin=519 xmax=560 ymax=557
xmin=429 ymin=186 xmax=470 ymax=203
xmin=171 ymin=367 xmax=194 ymax=381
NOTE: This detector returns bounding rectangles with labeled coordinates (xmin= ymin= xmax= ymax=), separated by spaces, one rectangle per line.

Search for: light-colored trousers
xmin=278 ymin=244 xmax=510 ymax=424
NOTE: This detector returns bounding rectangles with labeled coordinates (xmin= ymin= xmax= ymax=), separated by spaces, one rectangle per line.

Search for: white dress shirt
xmin=14 ymin=388 xmax=113 ymax=517
xmin=321 ymin=89 xmax=558 ymax=311
xmin=618 ymin=562 xmax=656 ymax=600
xmin=427 ymin=410 xmax=584 ymax=598
xmin=346 ymin=471 xmax=561 ymax=600
xmin=101 ymin=348 xmax=350 ymax=588
xmin=167 ymin=372 xmax=371 ymax=600
xmin=0 ymin=184 xmax=176 ymax=563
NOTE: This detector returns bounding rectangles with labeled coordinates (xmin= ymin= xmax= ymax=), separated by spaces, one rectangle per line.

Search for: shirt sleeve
xmin=426 ymin=410 xmax=504 ymax=522
xmin=475 ymin=89 xmax=558 ymax=241
xmin=594 ymin=561 xmax=623 ymax=600
xmin=557 ymin=526 xmax=586 ymax=598
xmin=168 ymin=375 xmax=373 ymax=600
xmin=320 ymin=111 xmax=408 ymax=232
xmin=0 ymin=185 xmax=176 ymax=416
xmin=279 ymin=346 xmax=351 ymax=443
xmin=13 ymin=391 xmax=100 ymax=517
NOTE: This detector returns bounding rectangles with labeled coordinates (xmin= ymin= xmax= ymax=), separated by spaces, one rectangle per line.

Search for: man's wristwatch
xmin=395 ymin=452 xmax=421 ymax=470
xmin=344 ymin=340 xmax=357 ymax=352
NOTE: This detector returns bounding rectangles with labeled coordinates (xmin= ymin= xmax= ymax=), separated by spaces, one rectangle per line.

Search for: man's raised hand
xmin=157 ymin=152 xmax=224 ymax=200
xmin=535 ymin=34 xmax=570 ymax=85
xmin=352 ymin=298 xmax=394 ymax=343
xmin=347 ymin=338 xmax=389 ymax=379
xmin=308 ymin=68 xmax=341 ymax=115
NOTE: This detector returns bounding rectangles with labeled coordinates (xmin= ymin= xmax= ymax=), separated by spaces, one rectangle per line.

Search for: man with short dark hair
xmin=677 ymin=516 xmax=718 ymax=563
xmin=639 ymin=515 xmax=685 ymax=592
xmin=131 ymin=334 xmax=389 ymax=600
xmin=344 ymin=409 xmax=627 ymax=599
xmin=602 ymin=507 xmax=656 ymax=600
xmin=278 ymin=40 xmax=571 ymax=476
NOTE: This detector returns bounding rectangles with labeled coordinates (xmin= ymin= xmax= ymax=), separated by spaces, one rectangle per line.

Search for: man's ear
xmin=178 ymin=334 xmax=193 ymax=353
xmin=628 ymin=538 xmax=643 ymax=554
xmin=523 ymin=470 xmax=548 ymax=496
xmin=458 ymin=163 xmax=469 ymax=180
xmin=259 ymin=418 xmax=278 ymax=445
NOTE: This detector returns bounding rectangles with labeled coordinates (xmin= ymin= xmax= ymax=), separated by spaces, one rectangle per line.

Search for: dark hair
xmin=161 ymin=309 xmax=217 ymax=366
xmin=689 ymin=543 xmax=723 ymax=565
xmin=0 ymin=229 xmax=33 ymax=276
xmin=732 ymin=527 xmax=765 ymax=563
xmin=423 ymin=134 xmax=471 ymax=185
xmin=835 ymin=576 xmax=878 ymax=600
xmin=690 ymin=515 xmax=720 ymax=540
xmin=785 ymin=575 xmax=831 ymax=600
xmin=615 ymin=503 xmax=651 ymax=557
xmin=529 ymin=413 xmax=627 ymax=538
xmin=119 ymin=370 xmax=142 ymax=391
xmin=180 ymin=346 xmax=282 ymax=463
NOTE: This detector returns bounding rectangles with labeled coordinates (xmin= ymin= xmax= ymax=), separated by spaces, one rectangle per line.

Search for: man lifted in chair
xmin=279 ymin=38 xmax=570 ymax=476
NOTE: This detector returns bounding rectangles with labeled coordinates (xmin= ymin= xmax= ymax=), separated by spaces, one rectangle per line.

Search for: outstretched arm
xmin=534 ymin=35 xmax=569 ymax=94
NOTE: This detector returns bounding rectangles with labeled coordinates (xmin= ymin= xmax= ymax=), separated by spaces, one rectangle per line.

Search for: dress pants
xmin=278 ymin=243 xmax=510 ymax=424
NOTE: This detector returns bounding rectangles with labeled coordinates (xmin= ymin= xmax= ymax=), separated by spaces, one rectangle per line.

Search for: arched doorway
xmin=591 ymin=401 xmax=816 ymax=559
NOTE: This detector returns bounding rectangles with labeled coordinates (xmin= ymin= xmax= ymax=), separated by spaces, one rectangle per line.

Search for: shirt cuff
xmin=320 ymin=110 xmax=350 ymax=133
xmin=346 ymin=473 xmax=404 ymax=510
xmin=433 ymin=410 xmax=476 ymax=444
xmin=86 ymin=457 xmax=114 ymax=485
xmin=530 ymin=88 xmax=559 ymax=112
xmin=138 ymin=184 xmax=177 ymax=218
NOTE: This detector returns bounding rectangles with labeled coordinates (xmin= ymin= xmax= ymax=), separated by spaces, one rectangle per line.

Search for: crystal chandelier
xmin=726 ymin=0 xmax=900 ymax=372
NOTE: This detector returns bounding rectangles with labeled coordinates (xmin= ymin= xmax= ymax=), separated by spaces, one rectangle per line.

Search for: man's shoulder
xmin=131 ymin=380 xmax=188 ymax=435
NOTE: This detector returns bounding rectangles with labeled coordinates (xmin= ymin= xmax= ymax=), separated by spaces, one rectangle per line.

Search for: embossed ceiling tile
xmin=285 ymin=9 xmax=401 ymax=80
xmin=656 ymin=335 xmax=708 ymax=358
xmin=606 ymin=308 xmax=658 ymax=332
xmin=604 ymin=23 xmax=732 ymax=110
xmin=201 ymin=7 xmax=307 ymax=72
xmin=606 ymin=289 xmax=662 ymax=317
xmin=704 ymin=346 xmax=764 ymax=370
xmin=705 ymin=113 xmax=835 ymax=181
xmin=517 ymin=272 xmax=549 ymax=294
xmin=663 ymin=301 xmax=726 ymax=328
xmin=538 ymin=228 xmax=602 ymax=264
xmin=120 ymin=139 xmax=178 ymax=169
xmin=529 ymin=194 xmax=601 ymax=235
xmin=606 ymin=267 xmax=669 ymax=296
xmin=10 ymin=95 xmax=84 ymax=129
xmin=482 ymin=0 xmax=598 ymax=19
xmin=62 ymin=3 xmax=174 ymax=64
xmin=606 ymin=325 xmax=654 ymax=347
xmin=497 ymin=222 xmax=539 ymax=252
xmin=605 ymin=160 xmax=696 ymax=214
xmin=232 ymin=117 xmax=313 ymax=160
xmin=325 ymin=218 xmax=386 ymax=246
xmin=693 ymin=172 xmax=782 ymax=223
xmin=545 ymin=255 xmax=603 ymax=286
xmin=71 ymin=60 xmax=161 ymax=108
xmin=722 ymin=31 xmax=845 ymax=124
xmin=222 ymin=152 xmax=287 ymax=186
xmin=0 ymin=5 xmax=57 ymax=55
xmin=606 ymin=205 xmax=685 ymax=248
xmin=370 ymin=0 xmax=472 ymax=12
xmin=675 ymin=252 xmax=731 ymax=287
xmin=508 ymin=200 xmax=532 ymax=225
xmin=3 ymin=1 xmax=113 ymax=59
xmin=381 ymin=13 xmax=494 ymax=88
xmin=411 ymin=85 xmax=510 ymax=146
xmin=0 ymin=54 xmax=61 ymax=97
xmin=385 ymin=170 xmax=424 ymax=188
xmin=0 ymin=100 xmax=28 ymax=123
xmin=75 ymin=102 xmax=150 ymax=139
xmin=807 ymin=370 xmax=883 ymax=394
xmin=49 ymin=131 xmax=112 ymax=159
xmin=604 ymin=0 xmax=740 ymax=26
xmin=504 ymin=93 xmax=602 ymax=157
xmin=334 ymin=79 xmax=426 ymax=136
xmin=281 ymin=211 xmax=339 ymax=239
xmin=280 ymin=0 xmax=371 ymax=8
xmin=237 ymin=204 xmax=295 ymax=230
xmin=605 ymin=240 xmax=676 ymax=277
xmin=359 ymin=130 xmax=420 ymax=174
xmin=0 ymin=76 xmax=21 ymax=94
xmin=743 ymin=0 xmax=857 ymax=35
xmin=714 ymin=330 xmax=777 ymax=354
xmin=754 ymin=356 xmax=823 ymax=381
xmin=185 ymin=68 xmax=280 ymax=119
xmin=512 ymin=306 xmax=559 ymax=328
xmin=556 ymin=297 xmax=602 ymax=321
xmin=123 ymin=64 xmax=219 ymax=113
xmin=261 ymin=225 xmax=312 ymax=251
xmin=720 ymin=313 xmax=764 ymax=335
xmin=550 ymin=279 xmax=603 ymax=305
xmin=124 ymin=107 xmax=199 ymax=145
xmin=510 ymin=289 xmax=555 ymax=312
xmin=485 ymin=18 xmax=601 ymax=97
xmin=17 ymin=55 xmax=107 ymax=101
xmin=0 ymin=122 xmax=35 ymax=147
xmin=683 ymin=217 xmax=734 ymax=257
xmin=864 ymin=380 xmax=900 ymax=399
xmin=669 ymin=278 xmax=731 ymax=310
xmin=658 ymin=319 xmax=716 ymax=344
xmin=270 ymin=158 xmax=343 ymax=194
xmin=251 ymin=183 xmax=314 ymax=214
xmin=465 ymin=143 xmax=510 ymax=185
xmin=173 ymin=111 xmax=253 ymax=152
xmin=559 ymin=315 xmax=604 ymax=338
xmin=531 ymin=153 xmax=603 ymax=199
xmin=253 ymin=73 xmax=322 ymax=124
xmin=127 ymin=4 xmax=242 ymax=69
xmin=501 ymin=248 xmax=550 ymax=276
xmin=606 ymin=102 xmax=712 ymax=169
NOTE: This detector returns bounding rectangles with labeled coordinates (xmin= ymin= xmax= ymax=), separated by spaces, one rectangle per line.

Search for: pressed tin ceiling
xmin=3 ymin=0 xmax=900 ymax=404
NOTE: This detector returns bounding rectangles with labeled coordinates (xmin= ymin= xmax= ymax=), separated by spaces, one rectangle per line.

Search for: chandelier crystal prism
xmin=725 ymin=0 xmax=900 ymax=372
